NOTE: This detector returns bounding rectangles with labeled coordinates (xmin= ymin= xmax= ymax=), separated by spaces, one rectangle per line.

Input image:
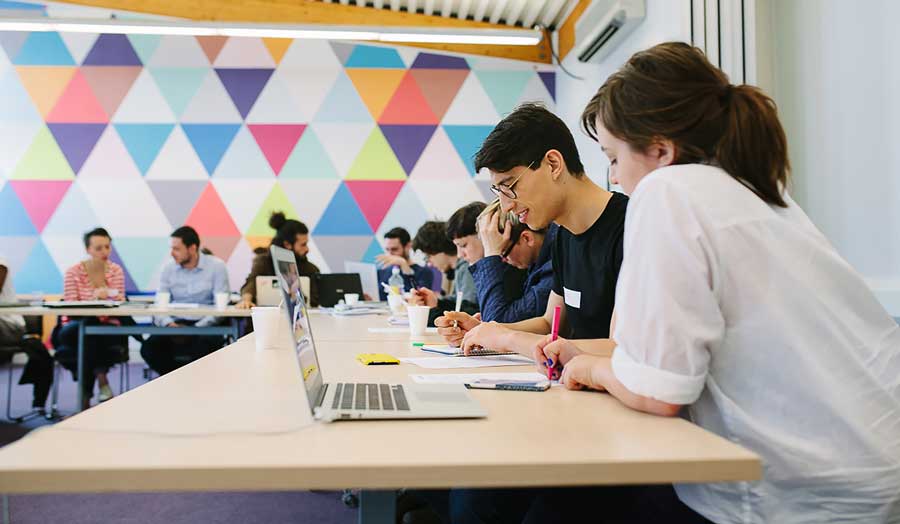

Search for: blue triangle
xmin=15 ymin=240 xmax=62 ymax=294
xmin=14 ymin=32 xmax=75 ymax=66
xmin=313 ymin=183 xmax=373 ymax=236
xmin=361 ymin=237 xmax=383 ymax=264
xmin=538 ymin=72 xmax=556 ymax=101
xmin=345 ymin=44 xmax=405 ymax=68
xmin=115 ymin=124 xmax=175 ymax=174
xmin=313 ymin=72 xmax=372 ymax=124
xmin=0 ymin=183 xmax=37 ymax=235
xmin=181 ymin=123 xmax=241 ymax=175
xmin=82 ymin=34 xmax=142 ymax=66
xmin=109 ymin=245 xmax=139 ymax=293
xmin=443 ymin=125 xmax=495 ymax=176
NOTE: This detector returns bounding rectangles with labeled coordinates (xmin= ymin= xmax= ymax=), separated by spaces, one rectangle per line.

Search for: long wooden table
xmin=0 ymin=312 xmax=760 ymax=523
xmin=4 ymin=304 xmax=250 ymax=412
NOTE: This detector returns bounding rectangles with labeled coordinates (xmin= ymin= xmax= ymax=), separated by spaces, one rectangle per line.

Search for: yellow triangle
xmin=12 ymin=126 xmax=75 ymax=180
xmin=345 ymin=68 xmax=407 ymax=121
xmin=262 ymin=38 xmax=293 ymax=64
xmin=346 ymin=128 xmax=406 ymax=181
xmin=16 ymin=66 xmax=77 ymax=118
xmin=245 ymin=236 xmax=271 ymax=251
xmin=247 ymin=185 xmax=299 ymax=236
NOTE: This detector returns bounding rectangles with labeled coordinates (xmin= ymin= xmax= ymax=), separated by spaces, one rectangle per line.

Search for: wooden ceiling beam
xmin=58 ymin=0 xmax=552 ymax=63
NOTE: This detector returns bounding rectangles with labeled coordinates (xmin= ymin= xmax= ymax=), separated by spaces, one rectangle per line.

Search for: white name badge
xmin=563 ymin=287 xmax=582 ymax=309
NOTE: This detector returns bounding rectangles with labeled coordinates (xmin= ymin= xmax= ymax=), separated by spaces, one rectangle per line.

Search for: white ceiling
xmin=319 ymin=0 xmax=577 ymax=29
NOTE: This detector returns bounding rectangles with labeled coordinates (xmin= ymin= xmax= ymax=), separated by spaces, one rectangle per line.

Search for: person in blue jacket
xmin=468 ymin=199 xmax=556 ymax=323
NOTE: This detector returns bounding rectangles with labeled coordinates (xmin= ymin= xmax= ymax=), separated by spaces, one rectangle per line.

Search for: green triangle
xmin=127 ymin=35 xmax=161 ymax=65
xmin=345 ymin=128 xmax=406 ymax=181
xmin=11 ymin=126 xmax=75 ymax=180
xmin=280 ymin=128 xmax=339 ymax=179
xmin=149 ymin=67 xmax=208 ymax=117
xmin=246 ymin=184 xmax=299 ymax=236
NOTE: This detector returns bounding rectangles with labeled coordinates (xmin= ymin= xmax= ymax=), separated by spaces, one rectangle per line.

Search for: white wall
xmin=759 ymin=0 xmax=900 ymax=314
xmin=555 ymin=0 xmax=692 ymax=187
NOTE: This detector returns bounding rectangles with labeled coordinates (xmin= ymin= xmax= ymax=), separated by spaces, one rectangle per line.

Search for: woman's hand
xmin=435 ymin=312 xmax=481 ymax=347
xmin=533 ymin=336 xmax=583 ymax=380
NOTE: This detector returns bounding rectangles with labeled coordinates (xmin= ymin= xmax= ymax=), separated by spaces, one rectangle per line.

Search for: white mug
xmin=251 ymin=306 xmax=284 ymax=351
xmin=344 ymin=293 xmax=359 ymax=306
xmin=407 ymin=305 xmax=431 ymax=337
xmin=215 ymin=292 xmax=230 ymax=310
xmin=155 ymin=292 xmax=170 ymax=307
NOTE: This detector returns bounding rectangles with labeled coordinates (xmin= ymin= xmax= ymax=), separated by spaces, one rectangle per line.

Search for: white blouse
xmin=611 ymin=164 xmax=900 ymax=523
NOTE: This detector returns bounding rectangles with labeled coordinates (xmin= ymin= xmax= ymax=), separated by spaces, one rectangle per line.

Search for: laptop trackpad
xmin=407 ymin=384 xmax=473 ymax=406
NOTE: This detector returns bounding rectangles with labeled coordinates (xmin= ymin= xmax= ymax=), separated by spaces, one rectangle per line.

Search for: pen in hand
xmin=547 ymin=305 xmax=561 ymax=382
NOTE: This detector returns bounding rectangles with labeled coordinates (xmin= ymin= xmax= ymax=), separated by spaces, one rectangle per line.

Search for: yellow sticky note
xmin=356 ymin=353 xmax=400 ymax=365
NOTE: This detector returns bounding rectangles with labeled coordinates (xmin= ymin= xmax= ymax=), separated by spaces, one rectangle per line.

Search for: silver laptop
xmin=255 ymin=276 xmax=281 ymax=306
xmin=271 ymin=245 xmax=487 ymax=422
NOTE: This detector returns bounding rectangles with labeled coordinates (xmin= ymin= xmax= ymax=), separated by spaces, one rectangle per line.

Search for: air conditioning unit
xmin=573 ymin=0 xmax=646 ymax=63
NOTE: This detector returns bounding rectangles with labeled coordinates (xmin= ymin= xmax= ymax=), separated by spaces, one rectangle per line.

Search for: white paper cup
xmin=407 ymin=305 xmax=430 ymax=337
xmin=155 ymin=292 xmax=170 ymax=307
xmin=344 ymin=293 xmax=359 ymax=306
xmin=215 ymin=292 xmax=230 ymax=310
xmin=251 ymin=306 xmax=283 ymax=351
xmin=387 ymin=294 xmax=406 ymax=315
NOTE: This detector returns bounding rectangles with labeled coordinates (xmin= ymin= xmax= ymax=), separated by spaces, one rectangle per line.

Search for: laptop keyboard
xmin=331 ymin=383 xmax=409 ymax=411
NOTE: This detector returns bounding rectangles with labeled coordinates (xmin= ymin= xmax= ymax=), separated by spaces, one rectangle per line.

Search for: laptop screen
xmin=270 ymin=246 xmax=324 ymax=412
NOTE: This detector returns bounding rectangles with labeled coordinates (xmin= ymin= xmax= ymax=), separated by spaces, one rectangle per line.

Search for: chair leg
xmin=5 ymin=362 xmax=46 ymax=423
xmin=119 ymin=363 xmax=125 ymax=395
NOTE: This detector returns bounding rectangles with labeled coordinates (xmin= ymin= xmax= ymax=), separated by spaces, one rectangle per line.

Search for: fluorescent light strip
xmin=0 ymin=18 xmax=542 ymax=45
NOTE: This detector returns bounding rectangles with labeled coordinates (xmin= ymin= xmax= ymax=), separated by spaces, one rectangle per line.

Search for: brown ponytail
xmin=581 ymin=42 xmax=790 ymax=207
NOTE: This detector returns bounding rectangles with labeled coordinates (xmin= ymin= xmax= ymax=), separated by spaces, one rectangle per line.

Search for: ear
xmin=520 ymin=230 xmax=534 ymax=246
xmin=282 ymin=240 xmax=292 ymax=250
xmin=650 ymin=139 xmax=677 ymax=168
xmin=544 ymin=149 xmax=566 ymax=181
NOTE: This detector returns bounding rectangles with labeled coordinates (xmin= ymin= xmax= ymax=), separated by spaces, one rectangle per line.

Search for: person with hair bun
xmin=504 ymin=41 xmax=900 ymax=523
xmin=239 ymin=211 xmax=320 ymax=308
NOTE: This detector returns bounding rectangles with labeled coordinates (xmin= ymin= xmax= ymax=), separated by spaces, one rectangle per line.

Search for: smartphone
xmin=465 ymin=380 xmax=550 ymax=392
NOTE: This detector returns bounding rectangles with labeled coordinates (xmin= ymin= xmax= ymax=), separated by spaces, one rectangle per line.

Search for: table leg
xmin=358 ymin=490 xmax=396 ymax=524
xmin=77 ymin=320 xmax=85 ymax=412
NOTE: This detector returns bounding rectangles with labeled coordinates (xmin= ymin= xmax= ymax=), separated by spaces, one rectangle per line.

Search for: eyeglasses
xmin=489 ymin=160 xmax=537 ymax=200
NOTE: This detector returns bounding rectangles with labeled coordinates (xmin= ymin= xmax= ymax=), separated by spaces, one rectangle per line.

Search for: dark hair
xmin=171 ymin=226 xmax=200 ymax=248
xmin=83 ymin=227 xmax=111 ymax=249
xmin=412 ymin=221 xmax=456 ymax=256
xmin=581 ymin=41 xmax=790 ymax=207
xmin=383 ymin=227 xmax=411 ymax=246
xmin=200 ymin=246 xmax=213 ymax=256
xmin=475 ymin=102 xmax=585 ymax=177
xmin=446 ymin=202 xmax=487 ymax=240
xmin=269 ymin=211 xmax=309 ymax=248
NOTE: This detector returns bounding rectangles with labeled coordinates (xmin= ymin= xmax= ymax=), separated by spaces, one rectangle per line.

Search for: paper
xmin=410 ymin=372 xmax=550 ymax=384
xmin=367 ymin=327 xmax=437 ymax=334
xmin=420 ymin=344 xmax=511 ymax=357
xmin=399 ymin=355 xmax=533 ymax=369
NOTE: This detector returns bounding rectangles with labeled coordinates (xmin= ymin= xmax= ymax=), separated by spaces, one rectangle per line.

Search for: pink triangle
xmin=247 ymin=124 xmax=306 ymax=175
xmin=345 ymin=180 xmax=405 ymax=232
xmin=46 ymin=70 xmax=108 ymax=123
xmin=185 ymin=183 xmax=240 ymax=237
xmin=10 ymin=180 xmax=72 ymax=232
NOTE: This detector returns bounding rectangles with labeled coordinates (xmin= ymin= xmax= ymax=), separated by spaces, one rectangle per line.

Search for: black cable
xmin=536 ymin=24 xmax=585 ymax=81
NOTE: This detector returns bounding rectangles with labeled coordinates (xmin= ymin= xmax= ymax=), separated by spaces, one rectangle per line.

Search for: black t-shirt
xmin=551 ymin=192 xmax=627 ymax=339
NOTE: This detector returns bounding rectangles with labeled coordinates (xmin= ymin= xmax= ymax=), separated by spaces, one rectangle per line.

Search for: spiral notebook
xmin=420 ymin=344 xmax=515 ymax=357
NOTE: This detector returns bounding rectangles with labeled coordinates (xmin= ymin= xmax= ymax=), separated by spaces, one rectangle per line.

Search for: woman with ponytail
xmin=239 ymin=211 xmax=320 ymax=307
xmin=521 ymin=42 xmax=899 ymax=523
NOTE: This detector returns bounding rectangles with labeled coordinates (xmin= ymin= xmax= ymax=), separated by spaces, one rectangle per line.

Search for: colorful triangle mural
xmin=474 ymin=70 xmax=534 ymax=117
xmin=11 ymin=126 xmax=75 ymax=181
xmin=80 ymin=66 xmax=142 ymax=119
xmin=113 ymin=236 xmax=171 ymax=290
xmin=380 ymin=125 xmax=437 ymax=175
xmin=108 ymin=245 xmax=139 ymax=293
xmin=444 ymin=125 xmax=495 ymax=175
xmin=147 ymin=180 xmax=208 ymax=228
xmin=0 ymin=183 xmax=38 ymax=235
xmin=212 ymin=126 xmax=275 ymax=179
xmin=15 ymin=66 xmax=76 ymax=118
xmin=379 ymin=71 xmax=438 ymax=125
xmin=279 ymin=128 xmax=339 ymax=180
xmin=185 ymin=183 xmax=240 ymax=237
xmin=214 ymin=38 xmax=275 ymax=68
xmin=345 ymin=68 xmax=406 ymax=120
xmin=14 ymin=32 xmax=74 ymax=66
xmin=313 ymin=183 xmax=373 ymax=236
xmin=214 ymin=68 xmax=274 ymax=119
xmin=346 ymin=128 xmax=407 ymax=181
xmin=82 ymin=34 xmax=142 ymax=66
xmin=47 ymin=123 xmax=106 ymax=174
xmin=9 ymin=180 xmax=71 ymax=232
xmin=409 ymin=69 xmax=469 ymax=121
xmin=247 ymin=124 xmax=306 ymax=175
xmin=182 ymin=123 xmax=241 ymax=175
xmin=45 ymin=70 xmax=108 ymax=123
xmin=246 ymin=184 xmax=298 ymax=236
xmin=345 ymin=44 xmax=404 ymax=69
xmin=538 ymin=71 xmax=555 ymax=101
xmin=14 ymin=240 xmax=63 ymax=294
xmin=127 ymin=35 xmax=161 ymax=65
xmin=43 ymin=181 xmax=102 ymax=235
xmin=345 ymin=180 xmax=405 ymax=231
xmin=196 ymin=36 xmax=228 ymax=64
xmin=114 ymin=123 xmax=175 ymax=175
xmin=0 ymin=69 xmax=41 ymax=123
xmin=313 ymin=72 xmax=372 ymax=124
xmin=410 ymin=52 xmax=469 ymax=70
xmin=262 ymin=38 xmax=293 ymax=64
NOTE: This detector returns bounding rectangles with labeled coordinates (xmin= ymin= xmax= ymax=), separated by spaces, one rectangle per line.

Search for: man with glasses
xmin=434 ymin=102 xmax=627 ymax=358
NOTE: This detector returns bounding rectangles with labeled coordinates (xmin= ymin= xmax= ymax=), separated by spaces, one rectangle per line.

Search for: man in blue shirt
xmin=375 ymin=227 xmax=434 ymax=300
xmin=468 ymin=202 xmax=556 ymax=323
xmin=140 ymin=226 xmax=231 ymax=375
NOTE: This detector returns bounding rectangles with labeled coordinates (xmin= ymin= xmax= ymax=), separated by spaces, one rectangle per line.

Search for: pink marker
xmin=548 ymin=305 xmax=561 ymax=381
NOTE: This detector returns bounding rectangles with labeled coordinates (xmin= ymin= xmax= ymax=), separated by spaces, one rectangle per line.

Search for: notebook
xmin=420 ymin=344 xmax=515 ymax=357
